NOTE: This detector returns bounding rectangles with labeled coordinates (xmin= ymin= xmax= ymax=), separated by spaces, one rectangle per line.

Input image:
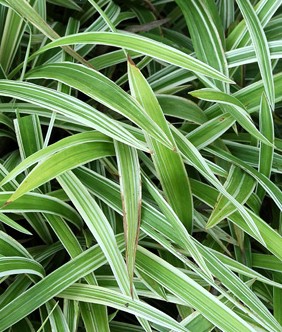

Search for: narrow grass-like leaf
xmin=172 ymin=127 xmax=265 ymax=244
xmin=142 ymin=174 xmax=212 ymax=280
xmin=74 ymin=167 xmax=280 ymax=330
xmin=128 ymin=59 xmax=193 ymax=232
xmin=14 ymin=114 xmax=43 ymax=163
xmin=0 ymin=132 xmax=111 ymax=188
xmin=194 ymin=243 xmax=281 ymax=331
xmin=58 ymin=284 xmax=188 ymax=332
xmin=190 ymin=88 xmax=273 ymax=146
xmin=273 ymin=273 xmax=282 ymax=325
xmin=63 ymin=300 xmax=79 ymax=332
xmin=46 ymin=213 xmax=110 ymax=332
xmin=191 ymin=180 xmax=282 ymax=262
xmin=207 ymin=165 xmax=256 ymax=227
xmin=57 ymin=171 xmax=130 ymax=295
xmin=206 ymin=146 xmax=282 ymax=211
xmin=176 ymin=0 xmax=229 ymax=91
xmin=6 ymin=141 xmax=114 ymax=203
xmin=4 ymin=0 xmax=90 ymax=67
xmin=235 ymin=0 xmax=275 ymax=107
xmin=187 ymin=114 xmax=235 ymax=149
xmin=0 ymin=234 xmax=125 ymax=331
xmin=0 ymin=6 xmax=26 ymax=73
xmin=0 ymin=257 xmax=44 ymax=279
xmin=114 ymin=141 xmax=141 ymax=295
xmin=141 ymin=220 xmax=281 ymax=332
xmin=213 ymin=249 xmax=282 ymax=289
xmin=257 ymin=93 xmax=274 ymax=200
xmin=26 ymin=62 xmax=173 ymax=149
xmin=136 ymin=246 xmax=256 ymax=332
xmin=0 ymin=231 xmax=33 ymax=258
xmin=0 ymin=212 xmax=31 ymax=235
xmin=0 ymin=81 xmax=149 ymax=151
xmin=45 ymin=300 xmax=70 ymax=332
xmin=227 ymin=0 xmax=282 ymax=49
xmin=0 ymin=192 xmax=81 ymax=227
xmin=47 ymin=0 xmax=81 ymax=11
xmin=227 ymin=40 xmax=282 ymax=68
xmin=157 ymin=94 xmax=207 ymax=124
xmin=30 ymin=32 xmax=234 ymax=83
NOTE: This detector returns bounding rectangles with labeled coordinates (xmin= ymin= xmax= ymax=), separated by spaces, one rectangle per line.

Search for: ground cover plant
xmin=0 ymin=0 xmax=282 ymax=331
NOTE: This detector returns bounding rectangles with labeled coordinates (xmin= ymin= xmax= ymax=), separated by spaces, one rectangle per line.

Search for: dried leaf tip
xmin=1 ymin=200 xmax=12 ymax=208
xmin=127 ymin=55 xmax=136 ymax=66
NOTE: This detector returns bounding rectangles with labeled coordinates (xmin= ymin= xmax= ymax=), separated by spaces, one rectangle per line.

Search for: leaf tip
xmin=127 ymin=55 xmax=136 ymax=66
xmin=1 ymin=200 xmax=12 ymax=209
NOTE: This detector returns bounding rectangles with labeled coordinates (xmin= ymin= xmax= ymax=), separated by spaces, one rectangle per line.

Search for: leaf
xmin=128 ymin=59 xmax=193 ymax=232
xmin=191 ymin=179 xmax=282 ymax=262
xmin=187 ymin=113 xmax=235 ymax=149
xmin=0 ymin=212 xmax=32 ymax=235
xmin=0 ymin=132 xmax=111 ymax=188
xmin=0 ymin=231 xmax=32 ymax=259
xmin=114 ymin=141 xmax=141 ymax=294
xmin=45 ymin=300 xmax=70 ymax=332
xmin=206 ymin=146 xmax=282 ymax=212
xmin=6 ymin=140 xmax=114 ymax=203
xmin=3 ymin=0 xmax=89 ymax=67
xmin=0 ymin=192 xmax=81 ymax=227
xmin=172 ymin=126 xmax=265 ymax=245
xmin=157 ymin=94 xmax=207 ymax=124
xmin=176 ymin=0 xmax=229 ymax=91
xmin=257 ymin=93 xmax=274 ymax=200
xmin=0 ymin=234 xmax=125 ymax=331
xmin=58 ymin=284 xmax=188 ymax=332
xmin=235 ymin=0 xmax=275 ymax=107
xmin=207 ymin=165 xmax=256 ymax=228
xmin=57 ymin=171 xmax=131 ymax=295
xmin=142 ymin=173 xmax=212 ymax=281
xmin=190 ymin=88 xmax=273 ymax=146
xmin=0 ymin=256 xmax=45 ymax=279
xmin=136 ymin=246 xmax=256 ymax=332
xmin=30 ymin=32 xmax=234 ymax=83
xmin=0 ymin=80 xmax=149 ymax=151
xmin=26 ymin=62 xmax=173 ymax=149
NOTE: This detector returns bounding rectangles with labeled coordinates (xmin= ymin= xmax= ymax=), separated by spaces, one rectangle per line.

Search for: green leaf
xmin=207 ymin=165 xmax=256 ymax=228
xmin=30 ymin=32 xmax=234 ymax=83
xmin=257 ymin=93 xmax=274 ymax=200
xmin=0 ymin=256 xmax=45 ymax=279
xmin=0 ymin=192 xmax=81 ymax=227
xmin=26 ymin=62 xmax=173 ymax=149
xmin=0 ymin=234 xmax=125 ymax=331
xmin=235 ymin=0 xmax=275 ymax=107
xmin=128 ymin=59 xmax=193 ymax=232
xmin=6 ymin=140 xmax=114 ymax=202
xmin=114 ymin=141 xmax=141 ymax=294
xmin=57 ymin=171 xmax=131 ymax=295
xmin=172 ymin=127 xmax=265 ymax=245
xmin=136 ymin=246 xmax=256 ymax=332
xmin=190 ymin=88 xmax=273 ymax=146
xmin=142 ymin=173 xmax=212 ymax=280
xmin=0 ymin=231 xmax=33 ymax=258
xmin=0 ymin=212 xmax=32 ymax=235
xmin=0 ymin=132 xmax=111 ymax=188
xmin=58 ymin=284 xmax=188 ymax=332
xmin=176 ymin=0 xmax=229 ymax=91
xmin=206 ymin=146 xmax=282 ymax=212
xmin=3 ymin=0 xmax=89 ymax=67
xmin=0 ymin=81 xmax=149 ymax=151
xmin=157 ymin=94 xmax=207 ymax=124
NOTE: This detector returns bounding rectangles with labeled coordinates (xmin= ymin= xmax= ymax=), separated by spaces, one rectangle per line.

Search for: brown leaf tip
xmin=1 ymin=200 xmax=12 ymax=208
xmin=127 ymin=55 xmax=136 ymax=66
